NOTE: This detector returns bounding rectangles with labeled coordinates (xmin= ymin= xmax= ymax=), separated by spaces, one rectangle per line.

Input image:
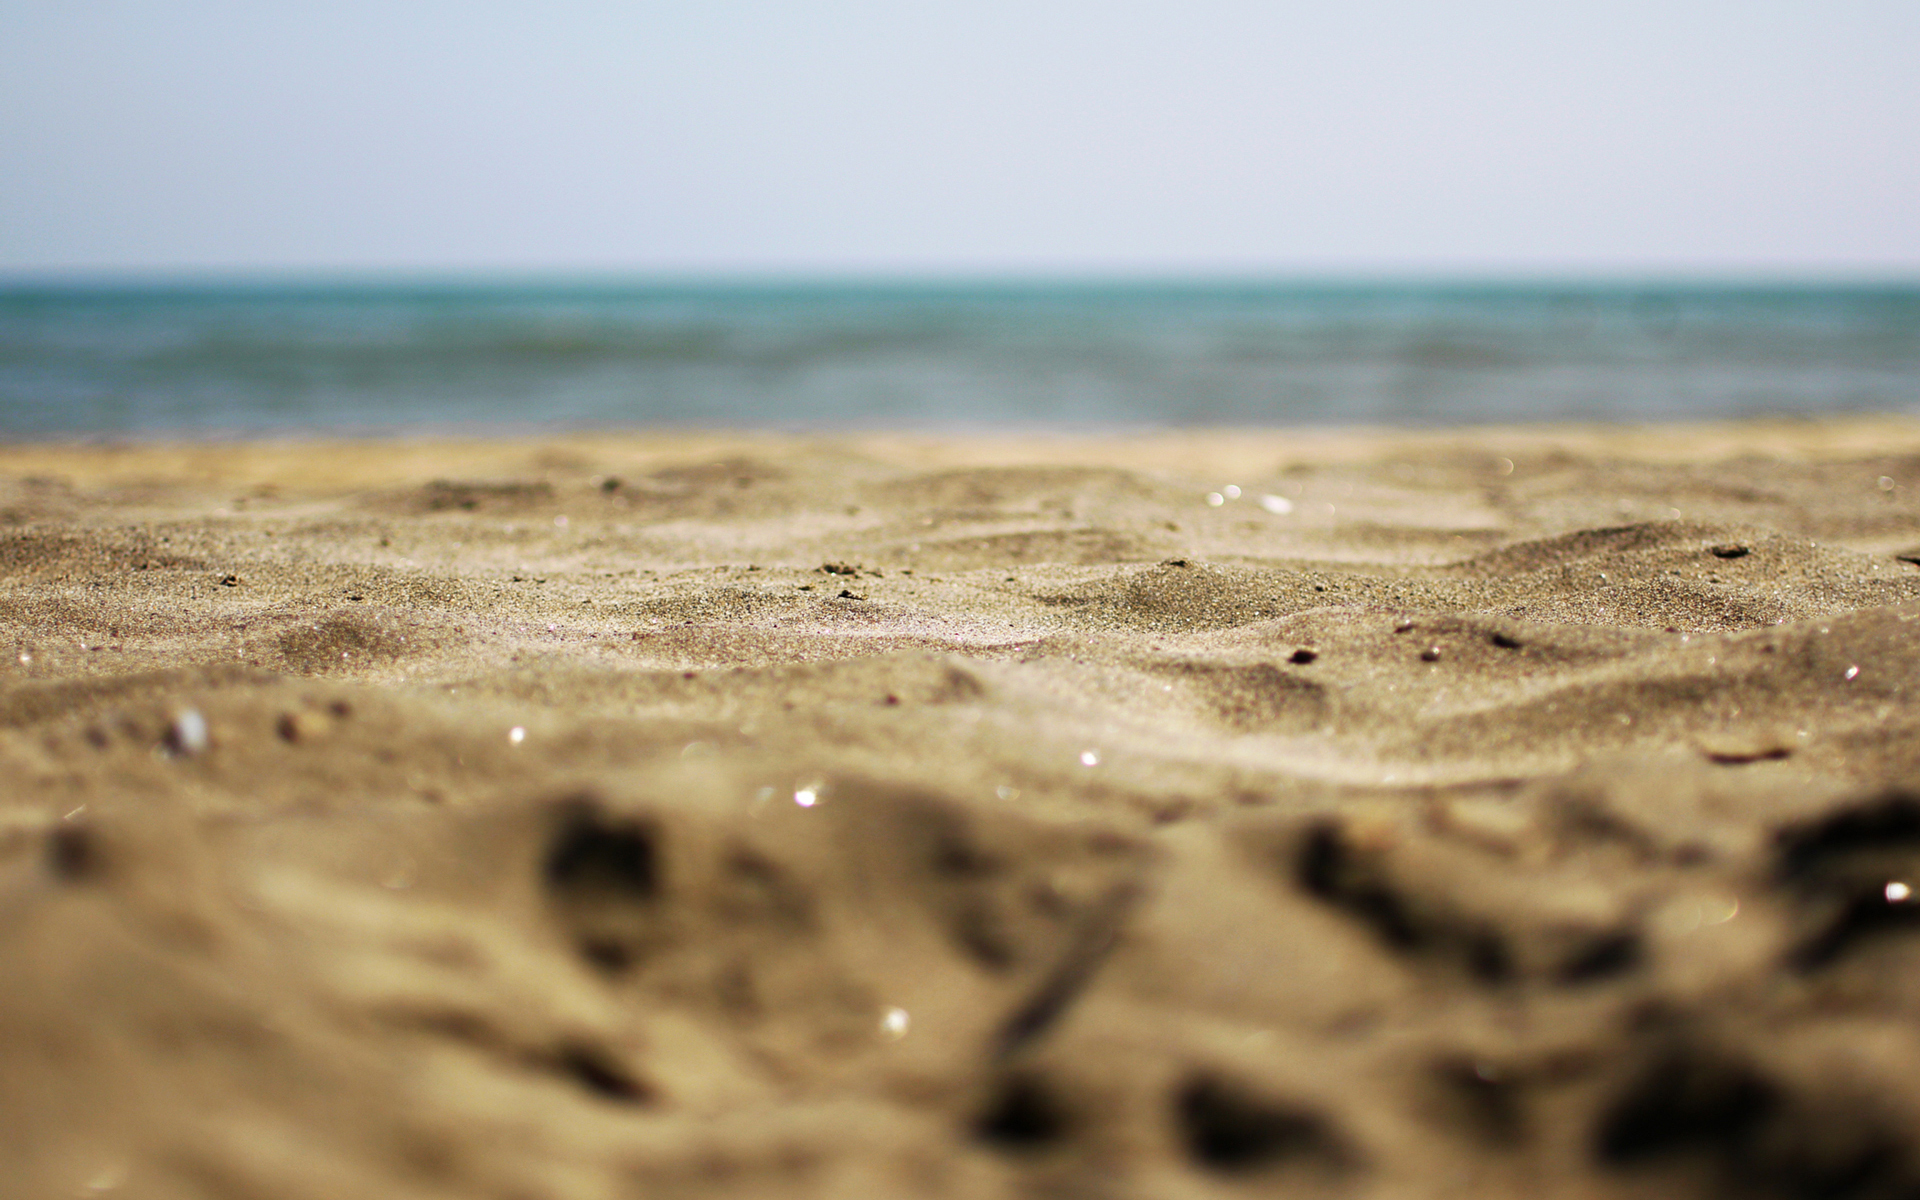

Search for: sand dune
xmin=5 ymin=421 xmax=1920 ymax=1198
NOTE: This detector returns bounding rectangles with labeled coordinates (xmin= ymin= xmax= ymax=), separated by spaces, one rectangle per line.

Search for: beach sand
xmin=6 ymin=418 xmax=1920 ymax=1198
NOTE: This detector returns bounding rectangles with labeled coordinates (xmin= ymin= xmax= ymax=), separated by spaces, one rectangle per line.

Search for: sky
xmin=2 ymin=0 xmax=1916 ymax=279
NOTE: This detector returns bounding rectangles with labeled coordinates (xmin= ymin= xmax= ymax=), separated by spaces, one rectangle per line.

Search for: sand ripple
xmin=4 ymin=425 xmax=1920 ymax=1197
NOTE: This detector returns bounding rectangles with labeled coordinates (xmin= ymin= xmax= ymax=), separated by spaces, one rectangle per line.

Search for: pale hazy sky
xmin=2 ymin=1 xmax=1915 ymax=277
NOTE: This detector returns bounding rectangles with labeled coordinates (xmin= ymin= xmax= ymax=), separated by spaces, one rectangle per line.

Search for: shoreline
xmin=8 ymin=411 xmax=1920 ymax=484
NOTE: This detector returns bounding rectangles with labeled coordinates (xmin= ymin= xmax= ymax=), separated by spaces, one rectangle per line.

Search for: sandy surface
xmin=6 ymin=419 xmax=1920 ymax=1199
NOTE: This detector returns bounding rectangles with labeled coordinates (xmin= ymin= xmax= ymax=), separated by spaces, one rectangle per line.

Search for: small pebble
xmin=165 ymin=708 xmax=209 ymax=755
xmin=1420 ymin=647 xmax=1441 ymax=662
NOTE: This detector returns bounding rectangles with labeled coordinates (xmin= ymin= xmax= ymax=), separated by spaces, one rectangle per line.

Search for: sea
xmin=1 ymin=281 xmax=1916 ymax=437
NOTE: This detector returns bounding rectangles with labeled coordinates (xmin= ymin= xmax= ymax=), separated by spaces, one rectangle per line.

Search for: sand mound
xmin=5 ymin=422 xmax=1920 ymax=1198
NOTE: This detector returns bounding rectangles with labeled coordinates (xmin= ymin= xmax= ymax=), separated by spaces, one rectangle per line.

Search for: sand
xmin=6 ymin=418 xmax=1920 ymax=1199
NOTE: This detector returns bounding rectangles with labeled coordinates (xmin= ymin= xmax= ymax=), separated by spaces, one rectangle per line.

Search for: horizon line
xmin=5 ymin=265 xmax=1920 ymax=292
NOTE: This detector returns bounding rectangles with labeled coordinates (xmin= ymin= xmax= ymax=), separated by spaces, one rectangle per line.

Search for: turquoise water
xmin=1 ymin=281 xmax=1915 ymax=436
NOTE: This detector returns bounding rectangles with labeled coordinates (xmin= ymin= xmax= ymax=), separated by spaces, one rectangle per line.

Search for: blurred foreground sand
xmin=6 ymin=419 xmax=1920 ymax=1198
